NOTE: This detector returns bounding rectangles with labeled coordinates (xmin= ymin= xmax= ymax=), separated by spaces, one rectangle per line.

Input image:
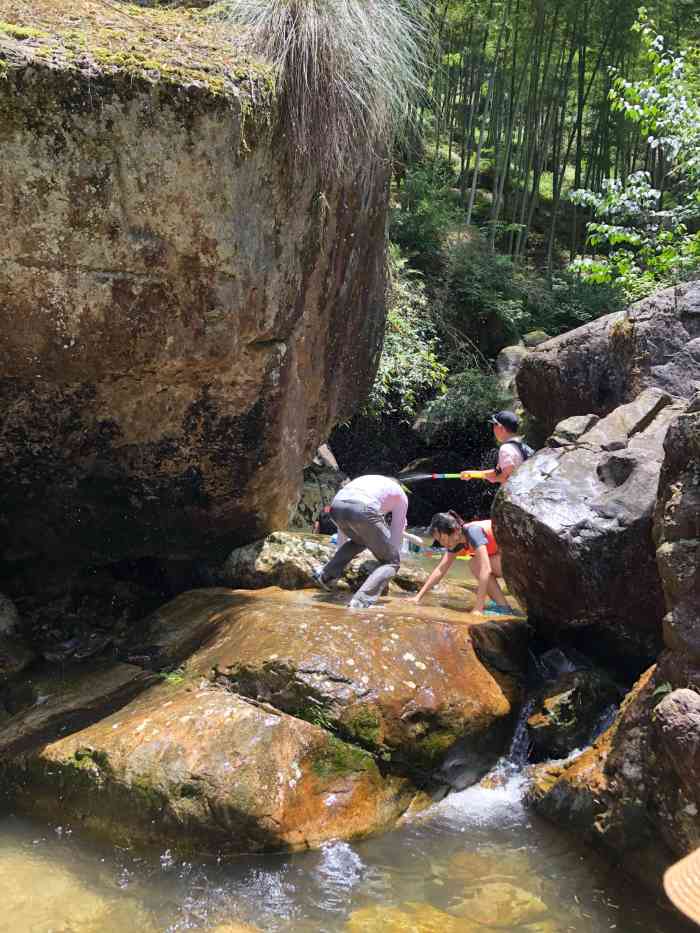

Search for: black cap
xmin=490 ymin=410 xmax=519 ymax=432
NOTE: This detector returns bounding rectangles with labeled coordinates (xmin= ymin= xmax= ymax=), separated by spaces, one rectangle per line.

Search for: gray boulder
xmin=517 ymin=281 xmax=700 ymax=436
xmin=653 ymin=392 xmax=700 ymax=665
xmin=493 ymin=388 xmax=685 ymax=661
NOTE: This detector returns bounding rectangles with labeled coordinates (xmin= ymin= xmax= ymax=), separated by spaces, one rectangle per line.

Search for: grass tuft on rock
xmin=217 ymin=0 xmax=427 ymax=177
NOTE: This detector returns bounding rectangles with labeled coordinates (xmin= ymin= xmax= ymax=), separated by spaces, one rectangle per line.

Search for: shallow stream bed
xmin=0 ymin=767 xmax=682 ymax=933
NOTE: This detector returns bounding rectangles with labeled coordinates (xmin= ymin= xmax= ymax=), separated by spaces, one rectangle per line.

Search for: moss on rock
xmin=0 ymin=0 xmax=275 ymax=105
xmin=311 ymin=736 xmax=375 ymax=780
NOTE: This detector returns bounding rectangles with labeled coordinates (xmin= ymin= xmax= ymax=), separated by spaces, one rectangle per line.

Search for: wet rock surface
xmin=0 ymin=586 xmax=528 ymax=855
xmin=138 ymin=587 xmax=527 ymax=779
xmin=516 ymin=280 xmax=700 ymax=436
xmin=493 ymin=387 xmax=684 ymax=663
xmin=525 ymin=393 xmax=700 ymax=896
xmin=4 ymin=678 xmax=415 ymax=857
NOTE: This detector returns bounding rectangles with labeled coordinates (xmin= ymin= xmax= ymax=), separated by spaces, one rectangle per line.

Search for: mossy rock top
xmin=0 ymin=0 xmax=274 ymax=100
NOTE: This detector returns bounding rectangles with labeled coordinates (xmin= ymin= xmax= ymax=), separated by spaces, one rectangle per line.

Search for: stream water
xmin=0 ymin=551 xmax=685 ymax=933
xmin=0 ymin=741 xmax=682 ymax=932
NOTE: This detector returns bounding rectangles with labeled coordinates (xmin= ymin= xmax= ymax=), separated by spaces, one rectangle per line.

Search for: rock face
xmin=493 ymin=387 xmax=685 ymax=662
xmin=0 ymin=586 xmax=528 ymax=855
xmin=289 ymin=466 xmax=347 ymax=531
xmin=0 ymin=3 xmax=388 ymax=590
xmin=516 ymin=280 xmax=700 ymax=436
xmin=0 ymin=595 xmax=19 ymax=636
xmin=527 ymin=395 xmax=700 ymax=894
xmin=526 ymin=670 xmax=621 ymax=761
xmin=653 ymin=392 xmax=700 ymax=664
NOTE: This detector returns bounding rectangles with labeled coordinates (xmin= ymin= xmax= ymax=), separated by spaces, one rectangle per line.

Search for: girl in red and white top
xmin=410 ymin=511 xmax=513 ymax=615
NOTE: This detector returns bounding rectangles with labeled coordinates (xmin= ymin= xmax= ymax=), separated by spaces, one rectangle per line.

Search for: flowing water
xmin=0 ymin=750 xmax=683 ymax=932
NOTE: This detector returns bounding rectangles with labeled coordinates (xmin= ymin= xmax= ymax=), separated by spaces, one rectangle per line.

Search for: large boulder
xmin=653 ymin=392 xmax=700 ymax=663
xmin=527 ymin=395 xmax=700 ymax=895
xmin=493 ymin=388 xmax=685 ymax=663
xmin=517 ymin=281 xmax=700 ymax=436
xmin=0 ymin=3 xmax=388 ymax=591
xmin=131 ymin=587 xmax=528 ymax=782
xmin=0 ymin=586 xmax=528 ymax=853
xmin=3 ymin=679 xmax=414 ymax=857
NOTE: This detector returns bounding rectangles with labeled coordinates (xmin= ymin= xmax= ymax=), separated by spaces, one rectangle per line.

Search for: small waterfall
xmin=505 ymin=698 xmax=536 ymax=768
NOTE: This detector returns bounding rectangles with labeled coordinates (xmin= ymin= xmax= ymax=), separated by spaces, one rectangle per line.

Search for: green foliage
xmin=516 ymin=268 xmax=625 ymax=335
xmin=364 ymin=244 xmax=447 ymax=421
xmin=220 ymin=0 xmax=427 ymax=176
xmin=570 ymin=11 xmax=700 ymax=297
xmin=438 ymin=236 xmax=524 ymax=351
xmin=436 ymin=236 xmax=623 ymax=357
xmin=158 ymin=667 xmax=186 ymax=686
xmin=418 ymin=365 xmax=509 ymax=447
xmin=390 ymin=162 xmax=461 ymax=270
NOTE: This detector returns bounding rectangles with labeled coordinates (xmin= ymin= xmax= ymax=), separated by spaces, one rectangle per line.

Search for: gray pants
xmin=322 ymin=498 xmax=400 ymax=599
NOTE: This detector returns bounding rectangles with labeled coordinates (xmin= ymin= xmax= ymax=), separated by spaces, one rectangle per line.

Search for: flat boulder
xmin=0 ymin=586 xmax=528 ymax=857
xmin=3 ymin=678 xmax=414 ymax=857
xmin=516 ymin=280 xmax=700 ymax=436
xmin=493 ymin=388 xmax=685 ymax=662
xmin=143 ymin=587 xmax=528 ymax=782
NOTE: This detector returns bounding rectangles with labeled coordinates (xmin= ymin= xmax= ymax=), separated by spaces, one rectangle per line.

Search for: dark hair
xmin=428 ymin=510 xmax=464 ymax=537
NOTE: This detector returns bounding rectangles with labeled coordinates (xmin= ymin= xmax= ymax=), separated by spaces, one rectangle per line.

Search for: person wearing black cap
xmin=460 ymin=410 xmax=532 ymax=486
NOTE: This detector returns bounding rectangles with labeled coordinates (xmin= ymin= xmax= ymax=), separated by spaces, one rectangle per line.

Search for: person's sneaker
xmin=484 ymin=601 xmax=514 ymax=616
xmin=311 ymin=568 xmax=332 ymax=591
xmin=348 ymin=593 xmax=377 ymax=610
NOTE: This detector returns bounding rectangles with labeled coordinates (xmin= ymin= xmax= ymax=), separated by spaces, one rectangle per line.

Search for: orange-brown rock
xmin=137 ymin=587 xmax=528 ymax=782
xmin=0 ymin=586 xmax=528 ymax=856
xmin=0 ymin=2 xmax=388 ymax=594
xmin=4 ymin=679 xmax=415 ymax=857
xmin=528 ymin=665 xmax=700 ymax=891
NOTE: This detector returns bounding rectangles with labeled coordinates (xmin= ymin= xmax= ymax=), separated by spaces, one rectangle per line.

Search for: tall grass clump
xmin=219 ymin=0 xmax=427 ymax=177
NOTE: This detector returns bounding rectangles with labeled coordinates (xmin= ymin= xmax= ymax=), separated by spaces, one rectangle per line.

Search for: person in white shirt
xmin=460 ymin=410 xmax=530 ymax=486
xmin=312 ymin=475 xmax=408 ymax=610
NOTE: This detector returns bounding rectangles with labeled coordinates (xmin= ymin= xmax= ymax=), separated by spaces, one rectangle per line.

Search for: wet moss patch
xmin=311 ymin=736 xmax=375 ymax=780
